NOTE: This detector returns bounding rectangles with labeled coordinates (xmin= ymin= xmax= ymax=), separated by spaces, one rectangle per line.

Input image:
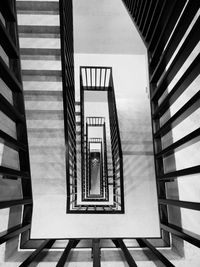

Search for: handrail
xmin=107 ymin=71 xmax=124 ymax=212
xmin=80 ymin=66 xmax=111 ymax=90
xmin=59 ymin=0 xmax=76 ymax=212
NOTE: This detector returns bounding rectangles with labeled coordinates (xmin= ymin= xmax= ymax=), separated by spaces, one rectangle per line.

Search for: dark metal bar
xmin=133 ymin=0 xmax=139 ymax=18
xmin=150 ymin=0 xmax=187 ymax=67
xmin=138 ymin=0 xmax=148 ymax=29
xmin=85 ymin=68 xmax=88 ymax=88
xmin=0 ymin=166 xmax=29 ymax=179
xmin=0 ymin=56 xmax=22 ymax=92
xmin=137 ymin=238 xmax=175 ymax=267
xmin=145 ymin=0 xmax=161 ymax=41
xmin=156 ymin=128 xmax=200 ymax=158
xmin=0 ymin=93 xmax=25 ymax=123
xmin=151 ymin=15 xmax=200 ymax=93
xmin=104 ymin=68 xmax=107 ymax=89
xmin=161 ymin=222 xmax=200 ymax=248
xmin=132 ymin=0 xmax=137 ymax=17
xmin=56 ymin=240 xmax=79 ymax=267
xmin=0 ymin=198 xmax=32 ymax=209
xmin=0 ymin=224 xmax=30 ymax=245
xmin=159 ymin=198 xmax=200 ymax=210
xmin=135 ymin=0 xmax=143 ymax=23
xmin=100 ymin=68 xmax=102 ymax=87
xmin=153 ymin=54 xmax=200 ymax=119
xmin=95 ymin=68 xmax=97 ymax=87
xmin=148 ymin=0 xmax=169 ymax=48
xmin=0 ymin=129 xmax=27 ymax=151
xmin=154 ymin=90 xmax=200 ymax=138
xmin=141 ymin=0 xmax=154 ymax=35
xmin=158 ymin=165 xmax=200 ymax=181
xmin=90 ymin=67 xmax=92 ymax=87
xmin=92 ymin=239 xmax=101 ymax=267
xmin=0 ymin=20 xmax=19 ymax=58
xmin=83 ymin=86 xmax=109 ymax=91
xmin=150 ymin=0 xmax=199 ymax=75
xmin=19 ymin=239 xmax=55 ymax=267
xmin=113 ymin=239 xmax=137 ymax=267
xmin=0 ymin=0 xmax=16 ymax=21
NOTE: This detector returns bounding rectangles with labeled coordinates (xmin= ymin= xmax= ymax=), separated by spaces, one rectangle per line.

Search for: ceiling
xmin=73 ymin=0 xmax=146 ymax=55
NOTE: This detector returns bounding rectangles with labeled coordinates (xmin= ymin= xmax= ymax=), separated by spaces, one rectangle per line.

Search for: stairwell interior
xmin=0 ymin=0 xmax=200 ymax=266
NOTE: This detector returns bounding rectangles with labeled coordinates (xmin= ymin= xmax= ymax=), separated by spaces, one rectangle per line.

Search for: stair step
xmin=22 ymin=70 xmax=62 ymax=82
xmin=24 ymin=90 xmax=62 ymax=101
xmin=19 ymin=32 xmax=60 ymax=38
xmin=22 ymin=69 xmax=61 ymax=76
xmin=19 ymin=25 xmax=60 ymax=34
xmin=16 ymin=1 xmax=59 ymax=14
xmin=23 ymin=81 xmax=62 ymax=91
xmin=21 ymin=54 xmax=61 ymax=61
xmin=25 ymin=99 xmax=63 ymax=110
xmin=20 ymin=48 xmax=60 ymax=56
xmin=19 ymin=37 xmax=60 ymax=49
xmin=26 ymin=110 xmax=63 ymax=120
xmin=18 ymin=14 xmax=59 ymax=26
xmin=22 ymin=60 xmax=61 ymax=71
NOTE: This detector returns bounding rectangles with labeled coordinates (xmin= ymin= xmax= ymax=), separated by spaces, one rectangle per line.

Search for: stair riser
xmin=23 ymin=81 xmax=62 ymax=91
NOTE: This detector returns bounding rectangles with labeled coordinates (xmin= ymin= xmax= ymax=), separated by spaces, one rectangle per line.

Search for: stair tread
xmin=24 ymin=90 xmax=62 ymax=97
xmin=22 ymin=69 xmax=61 ymax=76
xmin=19 ymin=37 xmax=60 ymax=49
xmin=23 ymin=81 xmax=62 ymax=91
xmin=18 ymin=25 xmax=60 ymax=34
xmin=22 ymin=70 xmax=62 ymax=82
xmin=17 ymin=1 xmax=59 ymax=14
xmin=20 ymin=48 xmax=60 ymax=55
xmin=19 ymin=32 xmax=60 ymax=38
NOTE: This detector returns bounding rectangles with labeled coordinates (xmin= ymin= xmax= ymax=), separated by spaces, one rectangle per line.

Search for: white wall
xmin=73 ymin=0 xmax=146 ymax=55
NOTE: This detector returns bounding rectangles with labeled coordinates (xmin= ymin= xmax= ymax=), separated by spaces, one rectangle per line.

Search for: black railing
xmin=81 ymin=120 xmax=109 ymax=203
xmin=69 ymin=67 xmax=124 ymax=213
xmin=80 ymin=66 xmax=111 ymax=90
xmin=108 ymin=72 xmax=124 ymax=213
xmin=59 ymin=0 xmax=76 ymax=213
xmin=85 ymin=117 xmax=105 ymax=200
xmin=83 ymin=124 xmax=109 ymax=201
xmin=103 ymin=122 xmax=109 ymax=200
xmin=123 ymin=0 xmax=200 ymax=261
xmin=0 ymin=0 xmax=32 ymax=249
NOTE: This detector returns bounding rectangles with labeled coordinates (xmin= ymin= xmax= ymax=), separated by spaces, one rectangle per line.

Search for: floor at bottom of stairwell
xmin=30 ymin=153 xmax=160 ymax=239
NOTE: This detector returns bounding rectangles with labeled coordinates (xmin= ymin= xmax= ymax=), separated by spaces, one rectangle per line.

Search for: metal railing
xmin=0 ymin=0 xmax=33 ymax=249
xmin=80 ymin=66 xmax=111 ymax=90
xmin=123 ymin=0 xmax=200 ymax=263
xmin=108 ymin=71 xmax=124 ymax=213
xmin=59 ymin=0 xmax=77 ymax=213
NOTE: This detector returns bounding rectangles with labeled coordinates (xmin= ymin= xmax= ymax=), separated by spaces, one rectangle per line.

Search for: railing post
xmin=92 ymin=239 xmax=101 ymax=267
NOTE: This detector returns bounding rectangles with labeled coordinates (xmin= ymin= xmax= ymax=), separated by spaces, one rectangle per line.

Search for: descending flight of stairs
xmin=16 ymin=0 xmax=66 ymax=196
